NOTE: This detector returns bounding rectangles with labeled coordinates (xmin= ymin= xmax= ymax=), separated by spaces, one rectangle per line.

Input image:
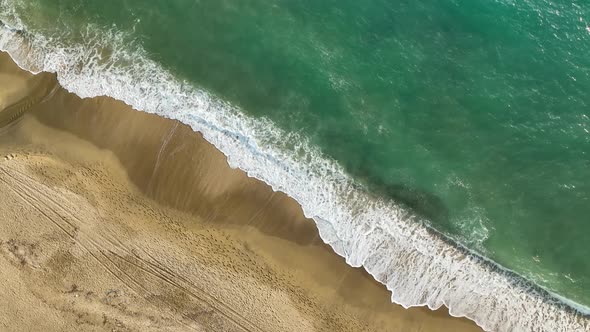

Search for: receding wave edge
xmin=1 ymin=10 xmax=588 ymax=332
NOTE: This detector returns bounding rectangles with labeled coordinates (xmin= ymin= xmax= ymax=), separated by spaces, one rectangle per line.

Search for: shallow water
xmin=1 ymin=0 xmax=589 ymax=330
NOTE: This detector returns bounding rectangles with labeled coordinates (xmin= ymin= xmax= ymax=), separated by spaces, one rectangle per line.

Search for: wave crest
xmin=1 ymin=7 xmax=588 ymax=331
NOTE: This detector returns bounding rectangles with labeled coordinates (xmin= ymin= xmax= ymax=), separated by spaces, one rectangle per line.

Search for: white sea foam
xmin=0 ymin=6 xmax=588 ymax=331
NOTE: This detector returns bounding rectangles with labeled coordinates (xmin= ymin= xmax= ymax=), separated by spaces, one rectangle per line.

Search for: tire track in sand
xmin=0 ymin=163 xmax=265 ymax=332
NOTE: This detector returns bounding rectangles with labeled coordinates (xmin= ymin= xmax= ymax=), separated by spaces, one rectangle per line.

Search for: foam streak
xmin=0 ymin=8 xmax=588 ymax=331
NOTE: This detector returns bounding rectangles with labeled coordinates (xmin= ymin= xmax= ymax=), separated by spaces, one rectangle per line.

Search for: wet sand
xmin=0 ymin=51 xmax=482 ymax=331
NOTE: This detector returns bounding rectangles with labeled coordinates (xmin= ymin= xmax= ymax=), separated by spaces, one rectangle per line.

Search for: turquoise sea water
xmin=1 ymin=0 xmax=589 ymax=329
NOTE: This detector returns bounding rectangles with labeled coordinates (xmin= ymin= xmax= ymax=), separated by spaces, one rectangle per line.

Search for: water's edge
xmin=1 ymin=18 xmax=588 ymax=332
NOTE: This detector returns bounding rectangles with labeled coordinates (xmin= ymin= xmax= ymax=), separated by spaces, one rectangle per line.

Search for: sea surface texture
xmin=1 ymin=0 xmax=589 ymax=331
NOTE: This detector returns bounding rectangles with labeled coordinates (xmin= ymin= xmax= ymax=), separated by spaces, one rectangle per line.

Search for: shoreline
xmin=0 ymin=51 xmax=482 ymax=331
xmin=0 ymin=17 xmax=589 ymax=330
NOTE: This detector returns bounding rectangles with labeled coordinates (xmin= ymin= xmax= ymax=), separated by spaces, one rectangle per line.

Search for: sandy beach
xmin=0 ymin=51 xmax=482 ymax=331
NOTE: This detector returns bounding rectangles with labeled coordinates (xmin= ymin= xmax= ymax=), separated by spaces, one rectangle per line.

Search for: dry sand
xmin=0 ymin=51 xmax=482 ymax=332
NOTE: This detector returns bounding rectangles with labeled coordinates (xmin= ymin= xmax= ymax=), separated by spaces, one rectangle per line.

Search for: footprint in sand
xmin=1 ymin=239 xmax=40 ymax=269
xmin=3 ymin=153 xmax=17 ymax=161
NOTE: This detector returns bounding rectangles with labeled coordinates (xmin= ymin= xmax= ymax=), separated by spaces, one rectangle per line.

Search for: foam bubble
xmin=0 ymin=7 xmax=588 ymax=331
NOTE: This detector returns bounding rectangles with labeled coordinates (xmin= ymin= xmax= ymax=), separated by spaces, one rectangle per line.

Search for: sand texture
xmin=0 ymin=51 xmax=482 ymax=332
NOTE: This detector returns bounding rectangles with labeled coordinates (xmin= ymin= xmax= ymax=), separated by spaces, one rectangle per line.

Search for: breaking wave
xmin=1 ymin=8 xmax=588 ymax=331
